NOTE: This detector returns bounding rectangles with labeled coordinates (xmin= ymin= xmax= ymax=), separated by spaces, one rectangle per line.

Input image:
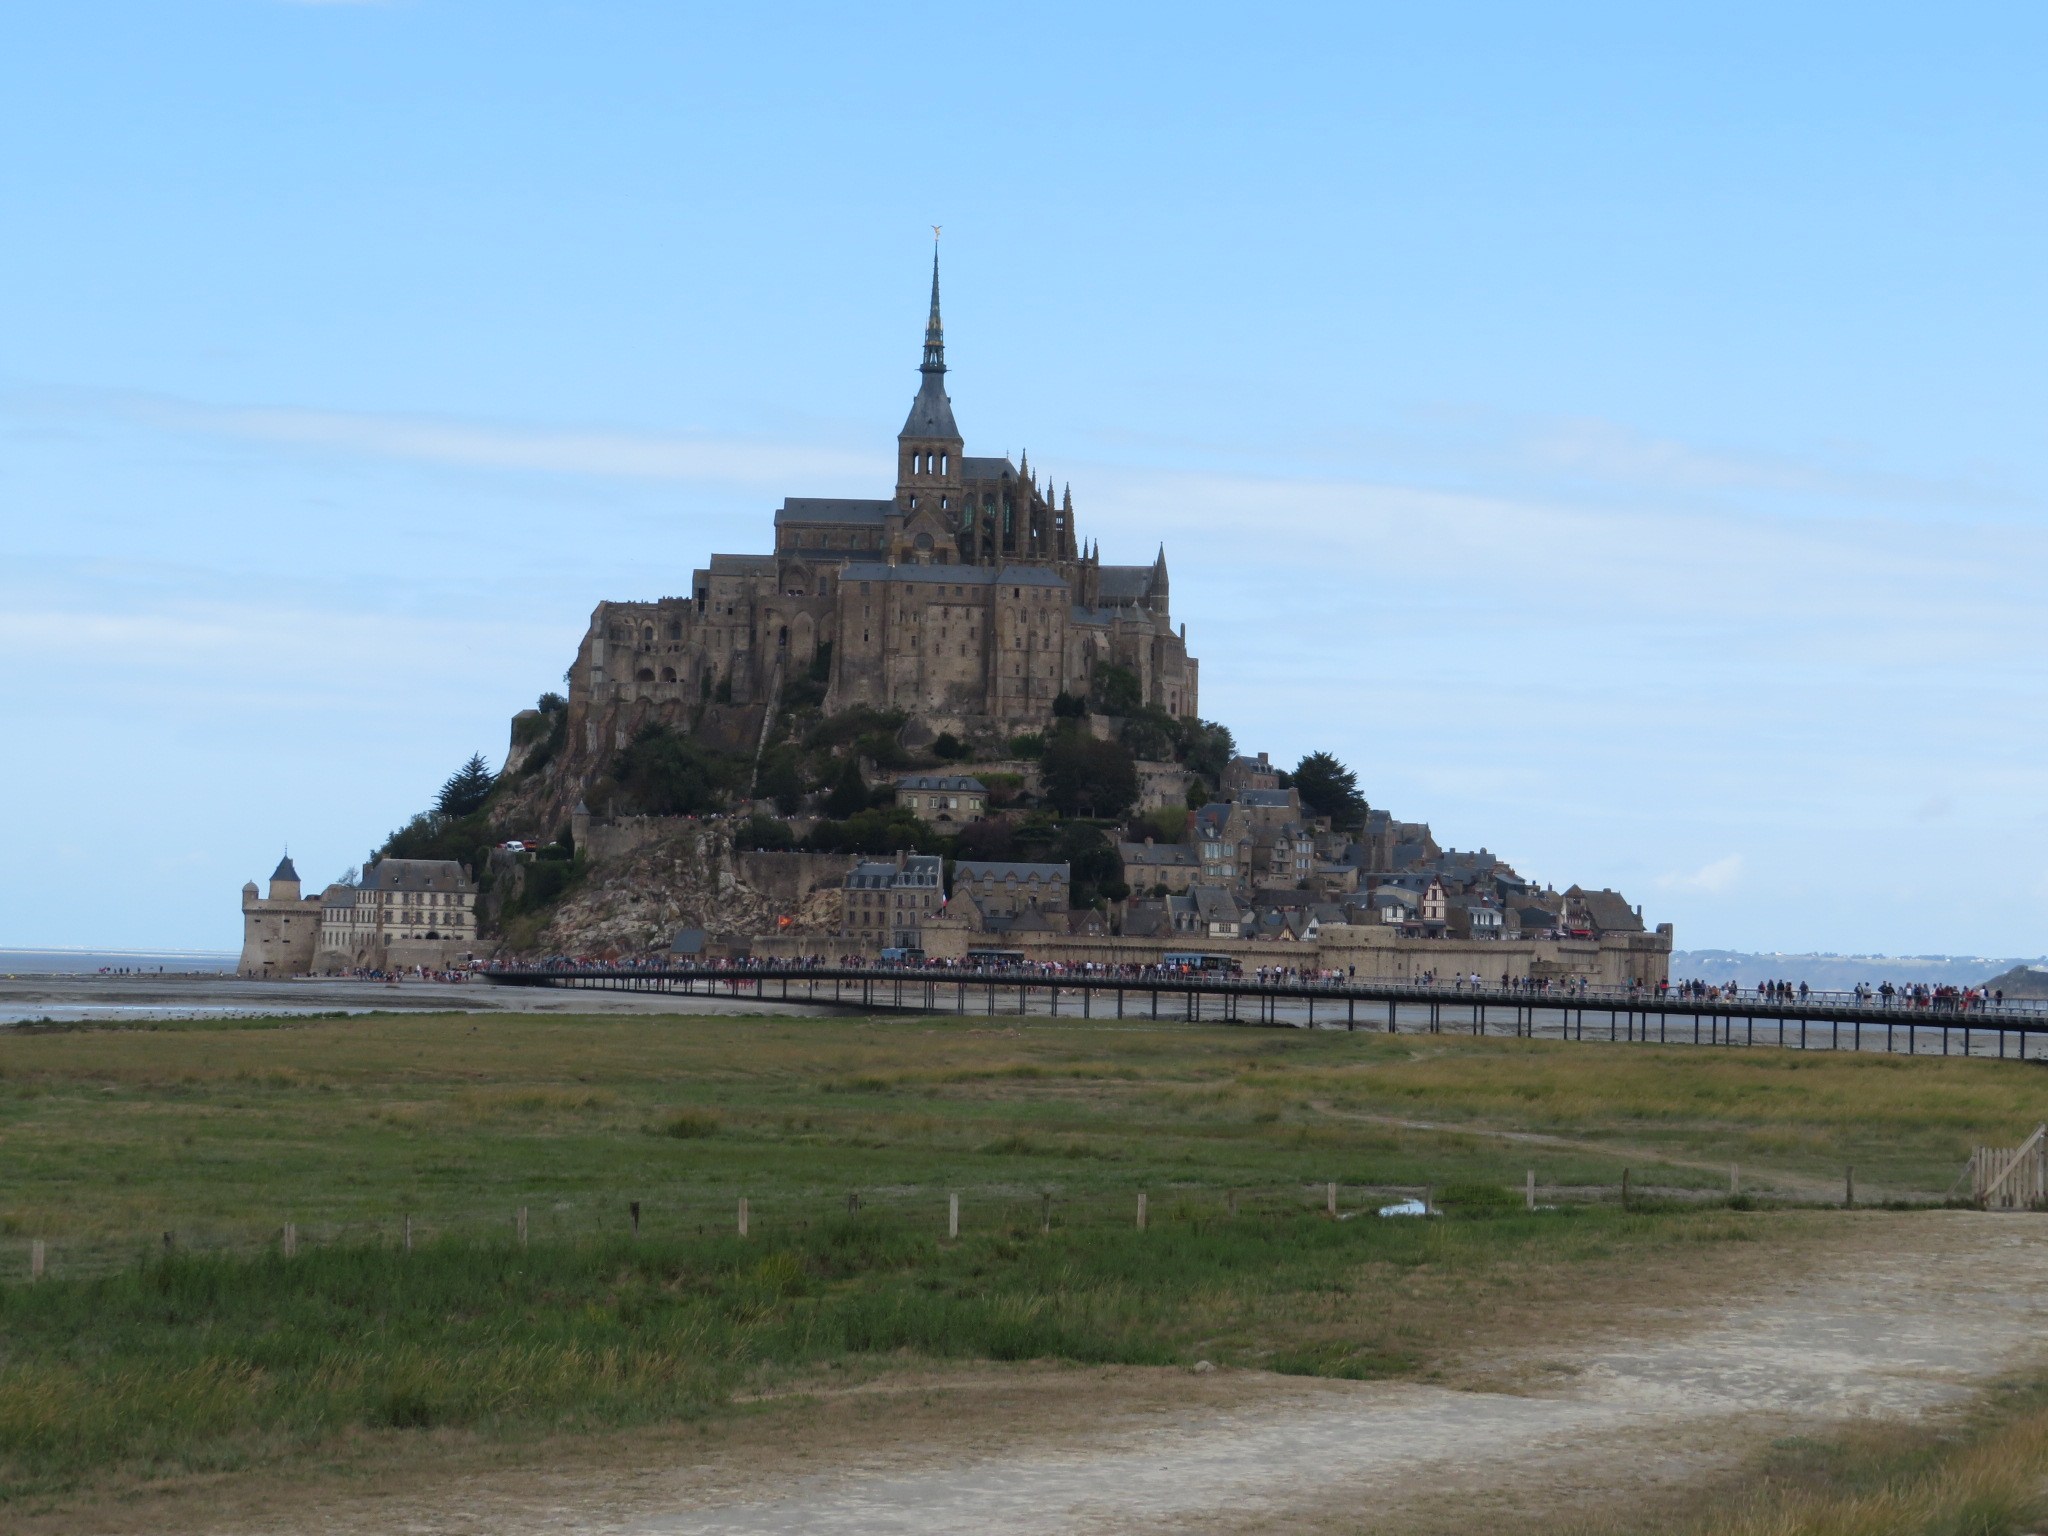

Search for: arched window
xmin=642 ymin=625 xmax=655 ymax=647
xmin=661 ymin=666 xmax=677 ymax=681
xmin=635 ymin=667 xmax=654 ymax=681
xmin=666 ymin=621 xmax=681 ymax=640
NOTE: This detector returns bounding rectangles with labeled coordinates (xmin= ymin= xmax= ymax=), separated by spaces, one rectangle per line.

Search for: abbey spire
xmin=896 ymin=243 xmax=963 ymax=517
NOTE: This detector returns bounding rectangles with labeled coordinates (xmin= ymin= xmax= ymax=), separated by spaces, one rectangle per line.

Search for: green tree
xmin=855 ymin=729 xmax=910 ymax=770
xmin=824 ymin=756 xmax=869 ymax=818
xmin=611 ymin=726 xmax=748 ymax=816
xmin=435 ymin=754 xmax=497 ymax=818
xmin=1293 ymin=750 xmax=1367 ymax=829
xmin=1042 ymin=733 xmax=1139 ymax=818
xmin=1057 ymin=821 xmax=1124 ymax=906
xmin=755 ymin=744 xmax=807 ymax=815
xmin=805 ymin=807 xmax=942 ymax=856
xmin=1177 ymin=719 xmax=1236 ymax=783
xmin=1120 ymin=706 xmax=1177 ymax=762
xmin=734 ymin=814 xmax=796 ymax=851
xmin=931 ymin=732 xmax=966 ymax=760
xmin=1089 ymin=662 xmax=1144 ymax=717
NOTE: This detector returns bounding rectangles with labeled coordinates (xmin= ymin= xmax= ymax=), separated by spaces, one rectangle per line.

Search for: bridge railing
xmin=479 ymin=960 xmax=2048 ymax=1019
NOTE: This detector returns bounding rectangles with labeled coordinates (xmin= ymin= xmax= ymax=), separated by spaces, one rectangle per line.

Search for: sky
xmin=3 ymin=1 xmax=2045 ymax=955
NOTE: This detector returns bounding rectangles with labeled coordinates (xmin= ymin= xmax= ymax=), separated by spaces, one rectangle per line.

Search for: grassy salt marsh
xmin=0 ymin=1010 xmax=2039 ymax=1503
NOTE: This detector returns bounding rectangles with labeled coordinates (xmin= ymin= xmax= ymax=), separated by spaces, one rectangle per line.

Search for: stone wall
xmin=746 ymin=923 xmax=1669 ymax=988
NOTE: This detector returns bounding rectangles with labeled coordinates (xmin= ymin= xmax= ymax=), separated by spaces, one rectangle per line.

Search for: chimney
xmin=1257 ymin=752 xmax=1269 ymax=767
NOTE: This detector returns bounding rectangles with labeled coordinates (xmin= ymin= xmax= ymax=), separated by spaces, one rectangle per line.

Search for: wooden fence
xmin=1970 ymin=1123 xmax=2047 ymax=1209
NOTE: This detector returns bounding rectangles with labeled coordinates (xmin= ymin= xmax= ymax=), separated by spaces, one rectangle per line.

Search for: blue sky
xmin=4 ymin=1 xmax=2044 ymax=954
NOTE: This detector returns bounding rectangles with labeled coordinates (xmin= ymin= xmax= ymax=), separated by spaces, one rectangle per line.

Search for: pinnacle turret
xmin=899 ymin=240 xmax=960 ymax=445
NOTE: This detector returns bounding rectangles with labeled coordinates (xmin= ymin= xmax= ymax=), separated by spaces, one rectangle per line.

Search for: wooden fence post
xmin=1226 ymin=1189 xmax=1238 ymax=1218
xmin=949 ymin=1192 xmax=960 ymax=1240
xmin=848 ymin=1191 xmax=861 ymax=1217
xmin=1730 ymin=1163 xmax=1739 ymax=1197
xmin=282 ymin=1222 xmax=297 ymax=1258
xmin=517 ymin=1208 xmax=528 ymax=1248
xmin=630 ymin=1200 xmax=641 ymax=1239
xmin=1137 ymin=1191 xmax=1148 ymax=1230
xmin=30 ymin=1239 xmax=44 ymax=1281
xmin=1326 ymin=1181 xmax=1337 ymax=1216
xmin=1526 ymin=1170 xmax=1535 ymax=1210
xmin=738 ymin=1197 xmax=749 ymax=1237
xmin=403 ymin=1214 xmax=413 ymax=1253
xmin=1040 ymin=1192 xmax=1051 ymax=1234
xmin=1621 ymin=1169 xmax=1630 ymax=1209
xmin=1845 ymin=1168 xmax=1855 ymax=1209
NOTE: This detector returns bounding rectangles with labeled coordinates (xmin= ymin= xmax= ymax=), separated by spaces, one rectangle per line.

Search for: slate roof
xmin=955 ymin=860 xmax=1070 ymax=883
xmin=707 ymin=553 xmax=777 ymax=576
xmin=960 ymin=456 xmax=1016 ymax=480
xmin=840 ymin=563 xmax=1066 ymax=591
xmin=1568 ymin=887 xmax=1644 ymax=932
xmin=776 ymin=499 xmax=894 ymax=525
xmin=1120 ymin=841 xmax=1199 ymax=869
xmin=1096 ymin=567 xmax=1158 ymax=604
xmin=840 ymin=562 xmax=996 ymax=587
xmin=271 ymin=855 xmax=300 ymax=882
xmin=1238 ymin=790 xmax=1293 ymax=810
xmin=896 ymin=775 xmax=987 ymax=792
xmin=995 ymin=564 xmax=1070 ymax=589
xmin=847 ymin=855 xmax=943 ymax=891
xmin=361 ymin=859 xmax=473 ymax=892
xmin=901 ymin=378 xmax=959 ymax=441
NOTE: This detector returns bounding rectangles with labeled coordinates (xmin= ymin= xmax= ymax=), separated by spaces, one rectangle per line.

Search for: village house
xmin=839 ymin=853 xmax=943 ymax=951
xmin=893 ymin=774 xmax=986 ymax=825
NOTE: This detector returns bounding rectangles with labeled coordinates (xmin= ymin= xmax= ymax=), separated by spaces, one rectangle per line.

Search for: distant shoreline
xmin=1670 ymin=951 xmax=2043 ymax=989
xmin=0 ymin=947 xmax=238 ymax=975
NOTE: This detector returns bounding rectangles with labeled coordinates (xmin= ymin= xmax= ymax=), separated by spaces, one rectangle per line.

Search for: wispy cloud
xmin=0 ymin=387 xmax=881 ymax=490
xmin=1659 ymin=856 xmax=1745 ymax=895
xmin=1514 ymin=414 xmax=2029 ymax=510
xmin=140 ymin=399 xmax=879 ymax=488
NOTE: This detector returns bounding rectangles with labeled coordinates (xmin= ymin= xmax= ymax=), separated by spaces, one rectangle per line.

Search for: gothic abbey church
xmin=567 ymin=258 xmax=1199 ymax=750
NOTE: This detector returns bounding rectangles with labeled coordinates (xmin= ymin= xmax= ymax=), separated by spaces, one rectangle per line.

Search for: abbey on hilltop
xmin=563 ymin=254 xmax=1199 ymax=748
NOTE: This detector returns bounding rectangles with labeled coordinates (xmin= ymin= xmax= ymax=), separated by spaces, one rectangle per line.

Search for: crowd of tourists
xmin=469 ymin=953 xmax=2032 ymax=1013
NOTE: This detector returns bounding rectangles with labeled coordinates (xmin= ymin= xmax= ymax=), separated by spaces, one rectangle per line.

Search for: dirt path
xmin=637 ymin=1215 xmax=2048 ymax=1535
xmin=47 ymin=1211 xmax=2044 ymax=1536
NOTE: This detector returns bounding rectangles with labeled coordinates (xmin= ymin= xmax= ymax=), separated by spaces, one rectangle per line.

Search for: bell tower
xmin=895 ymin=244 xmax=965 ymax=527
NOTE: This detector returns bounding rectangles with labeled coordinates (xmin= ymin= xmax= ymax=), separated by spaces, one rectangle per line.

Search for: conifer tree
xmin=436 ymin=753 xmax=497 ymax=818
xmin=824 ymin=756 xmax=869 ymax=819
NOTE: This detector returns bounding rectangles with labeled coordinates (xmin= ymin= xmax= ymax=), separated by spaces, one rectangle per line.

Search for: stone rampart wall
xmin=745 ymin=924 xmax=1669 ymax=987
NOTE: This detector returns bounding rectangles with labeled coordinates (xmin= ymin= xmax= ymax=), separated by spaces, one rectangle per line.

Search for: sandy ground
xmin=0 ymin=974 xmax=830 ymax=1024
xmin=27 ymin=1210 xmax=2048 ymax=1536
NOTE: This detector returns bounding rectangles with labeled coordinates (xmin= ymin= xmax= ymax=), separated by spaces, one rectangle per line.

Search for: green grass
xmin=0 ymin=1011 xmax=2027 ymax=1271
xmin=0 ymin=1010 xmax=2037 ymax=1505
xmin=0 ymin=1202 xmax=1744 ymax=1502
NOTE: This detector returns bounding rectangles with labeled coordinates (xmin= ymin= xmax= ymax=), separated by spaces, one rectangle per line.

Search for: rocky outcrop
xmin=522 ymin=817 xmax=844 ymax=957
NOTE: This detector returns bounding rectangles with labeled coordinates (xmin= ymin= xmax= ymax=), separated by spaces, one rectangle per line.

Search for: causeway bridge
xmin=485 ymin=964 xmax=2048 ymax=1062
